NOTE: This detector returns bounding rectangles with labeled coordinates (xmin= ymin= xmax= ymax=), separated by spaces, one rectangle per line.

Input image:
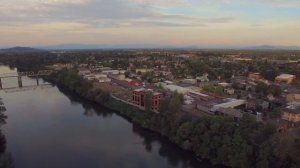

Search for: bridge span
xmin=0 ymin=70 xmax=53 ymax=90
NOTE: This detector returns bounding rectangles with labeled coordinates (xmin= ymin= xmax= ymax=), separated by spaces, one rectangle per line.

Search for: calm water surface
xmin=0 ymin=66 xmax=218 ymax=168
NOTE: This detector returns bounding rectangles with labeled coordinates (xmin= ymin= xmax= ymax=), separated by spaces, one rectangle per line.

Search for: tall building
xmin=132 ymin=88 xmax=162 ymax=112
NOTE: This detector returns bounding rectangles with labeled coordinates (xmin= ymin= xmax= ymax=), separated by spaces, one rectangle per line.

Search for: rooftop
xmin=283 ymin=103 xmax=300 ymax=114
xmin=277 ymin=74 xmax=296 ymax=79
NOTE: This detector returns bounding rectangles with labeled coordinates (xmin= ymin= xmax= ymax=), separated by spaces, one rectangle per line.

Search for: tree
xmin=159 ymin=98 xmax=169 ymax=113
xmin=255 ymin=82 xmax=268 ymax=95
xmin=256 ymin=142 xmax=274 ymax=168
xmin=203 ymin=84 xmax=224 ymax=96
xmin=262 ymin=69 xmax=279 ymax=81
xmin=267 ymin=85 xmax=282 ymax=97
xmin=144 ymin=92 xmax=153 ymax=112
xmin=215 ymin=86 xmax=224 ymax=96
xmin=176 ymin=121 xmax=194 ymax=143
xmin=270 ymin=108 xmax=282 ymax=118
xmin=124 ymin=71 xmax=130 ymax=77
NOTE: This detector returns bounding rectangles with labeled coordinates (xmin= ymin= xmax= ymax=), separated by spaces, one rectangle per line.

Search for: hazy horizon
xmin=1 ymin=0 xmax=300 ymax=46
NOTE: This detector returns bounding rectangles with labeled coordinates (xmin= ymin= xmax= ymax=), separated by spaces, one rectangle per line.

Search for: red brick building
xmin=133 ymin=89 xmax=145 ymax=107
xmin=132 ymin=88 xmax=162 ymax=111
xmin=152 ymin=93 xmax=162 ymax=111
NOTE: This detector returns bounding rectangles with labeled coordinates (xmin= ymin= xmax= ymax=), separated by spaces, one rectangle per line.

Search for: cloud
xmin=258 ymin=0 xmax=299 ymax=4
xmin=0 ymin=0 xmax=299 ymax=46
xmin=0 ymin=0 xmax=235 ymax=28
xmin=0 ymin=0 xmax=149 ymax=28
xmin=128 ymin=0 xmax=189 ymax=6
xmin=211 ymin=0 xmax=300 ymax=6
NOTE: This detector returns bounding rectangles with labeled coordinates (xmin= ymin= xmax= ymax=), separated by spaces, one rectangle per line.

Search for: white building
xmin=196 ymin=73 xmax=209 ymax=82
xmin=182 ymin=79 xmax=197 ymax=85
xmin=101 ymin=70 xmax=120 ymax=75
xmin=83 ymin=74 xmax=95 ymax=81
xmin=98 ymin=77 xmax=111 ymax=83
xmin=225 ymin=88 xmax=235 ymax=95
xmin=78 ymin=70 xmax=91 ymax=76
xmin=211 ymin=99 xmax=246 ymax=112
xmin=158 ymin=83 xmax=189 ymax=94
xmin=184 ymin=95 xmax=194 ymax=105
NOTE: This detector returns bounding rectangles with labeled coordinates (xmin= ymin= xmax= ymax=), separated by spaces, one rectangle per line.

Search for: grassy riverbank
xmin=46 ymin=68 xmax=300 ymax=168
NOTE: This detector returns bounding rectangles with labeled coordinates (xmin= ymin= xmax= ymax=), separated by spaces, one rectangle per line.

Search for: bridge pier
xmin=18 ymin=76 xmax=22 ymax=88
xmin=0 ymin=78 xmax=2 ymax=90
xmin=36 ymin=77 xmax=39 ymax=86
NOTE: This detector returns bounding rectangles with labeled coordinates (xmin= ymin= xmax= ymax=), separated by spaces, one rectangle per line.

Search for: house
xmin=135 ymin=69 xmax=152 ymax=74
xmin=246 ymin=99 xmax=269 ymax=111
xmin=183 ymin=95 xmax=196 ymax=105
xmin=164 ymin=81 xmax=174 ymax=85
xmin=83 ymin=74 xmax=95 ymax=81
xmin=98 ymin=77 xmax=111 ymax=83
xmin=132 ymin=88 xmax=162 ymax=111
xmin=196 ymin=73 xmax=209 ymax=82
xmin=109 ymin=74 xmax=126 ymax=80
xmin=275 ymin=74 xmax=296 ymax=84
xmin=225 ymin=88 xmax=235 ymax=95
xmin=249 ymin=73 xmax=263 ymax=81
xmin=129 ymin=80 xmax=142 ymax=87
xmin=246 ymin=81 xmax=257 ymax=91
xmin=282 ymin=105 xmax=300 ymax=124
xmin=218 ymin=82 xmax=231 ymax=87
xmin=101 ymin=70 xmax=120 ymax=75
xmin=94 ymin=74 xmax=108 ymax=82
xmin=287 ymin=93 xmax=300 ymax=102
xmin=269 ymin=119 xmax=289 ymax=132
xmin=78 ymin=69 xmax=91 ymax=76
xmin=267 ymin=94 xmax=276 ymax=102
xmin=52 ymin=63 xmax=73 ymax=70
xmin=182 ymin=79 xmax=197 ymax=85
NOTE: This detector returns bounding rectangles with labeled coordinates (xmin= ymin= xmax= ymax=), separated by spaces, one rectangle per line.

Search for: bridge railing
xmin=0 ymin=70 xmax=53 ymax=78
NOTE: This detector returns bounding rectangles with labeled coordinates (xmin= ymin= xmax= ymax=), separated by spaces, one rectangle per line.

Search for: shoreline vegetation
xmin=0 ymin=99 xmax=14 ymax=168
xmin=46 ymin=68 xmax=299 ymax=168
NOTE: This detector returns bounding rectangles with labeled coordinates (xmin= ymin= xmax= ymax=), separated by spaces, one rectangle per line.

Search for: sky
xmin=0 ymin=0 xmax=299 ymax=47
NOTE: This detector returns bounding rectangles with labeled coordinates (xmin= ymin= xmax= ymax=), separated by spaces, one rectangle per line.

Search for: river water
xmin=0 ymin=65 xmax=218 ymax=168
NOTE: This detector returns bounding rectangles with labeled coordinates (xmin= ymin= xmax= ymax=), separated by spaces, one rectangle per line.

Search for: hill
xmin=0 ymin=47 xmax=45 ymax=53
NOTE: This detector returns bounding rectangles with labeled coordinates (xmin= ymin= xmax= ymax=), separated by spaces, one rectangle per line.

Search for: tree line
xmin=47 ymin=68 xmax=300 ymax=168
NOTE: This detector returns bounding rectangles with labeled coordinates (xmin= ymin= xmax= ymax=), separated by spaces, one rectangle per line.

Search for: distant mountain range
xmin=37 ymin=43 xmax=173 ymax=50
xmin=0 ymin=44 xmax=300 ymax=52
xmin=0 ymin=46 xmax=45 ymax=53
xmin=37 ymin=44 xmax=300 ymax=50
xmin=245 ymin=45 xmax=300 ymax=50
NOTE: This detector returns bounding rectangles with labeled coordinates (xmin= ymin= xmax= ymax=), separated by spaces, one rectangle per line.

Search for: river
xmin=0 ymin=65 xmax=218 ymax=168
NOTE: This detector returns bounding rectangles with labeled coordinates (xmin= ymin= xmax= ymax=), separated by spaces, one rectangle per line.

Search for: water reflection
xmin=58 ymin=86 xmax=220 ymax=168
xmin=132 ymin=124 xmax=223 ymax=168
xmin=57 ymin=86 xmax=114 ymax=118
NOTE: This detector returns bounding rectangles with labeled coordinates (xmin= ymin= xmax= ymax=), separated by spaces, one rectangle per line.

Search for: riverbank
xmin=0 ymin=98 xmax=14 ymax=168
xmin=46 ymin=68 xmax=299 ymax=168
